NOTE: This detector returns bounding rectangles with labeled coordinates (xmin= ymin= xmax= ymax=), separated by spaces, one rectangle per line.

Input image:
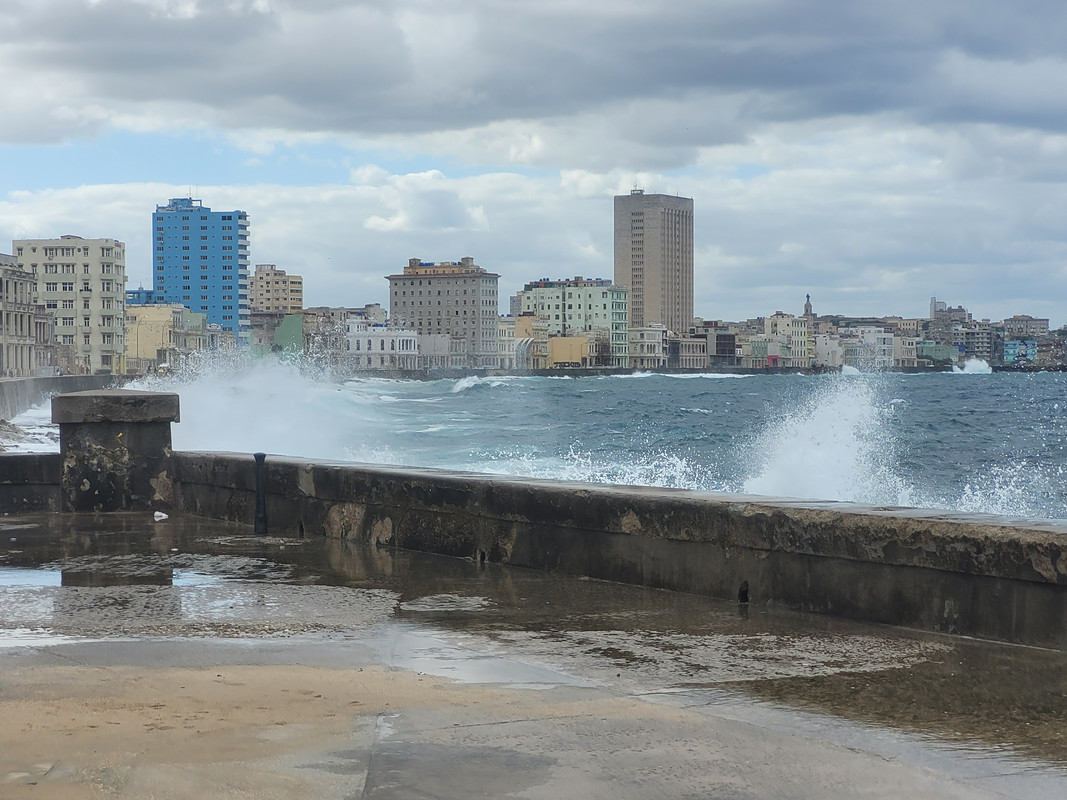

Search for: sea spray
xmin=741 ymin=373 xmax=912 ymax=505
xmin=6 ymin=359 xmax=1065 ymax=520
xmin=953 ymin=358 xmax=993 ymax=374
xmin=128 ymin=356 xmax=387 ymax=461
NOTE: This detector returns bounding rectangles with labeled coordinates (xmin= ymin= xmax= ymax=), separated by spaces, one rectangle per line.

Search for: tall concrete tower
xmin=613 ymin=189 xmax=693 ymax=332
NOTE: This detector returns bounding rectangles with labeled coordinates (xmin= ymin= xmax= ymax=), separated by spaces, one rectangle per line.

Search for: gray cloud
xmin=5 ymin=0 xmax=1067 ymax=158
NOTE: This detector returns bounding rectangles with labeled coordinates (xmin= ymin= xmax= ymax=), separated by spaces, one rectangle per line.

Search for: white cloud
xmin=1 ymin=1 xmax=1067 ymax=327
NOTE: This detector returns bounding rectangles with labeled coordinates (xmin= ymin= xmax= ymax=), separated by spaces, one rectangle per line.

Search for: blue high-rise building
xmin=152 ymin=198 xmax=249 ymax=342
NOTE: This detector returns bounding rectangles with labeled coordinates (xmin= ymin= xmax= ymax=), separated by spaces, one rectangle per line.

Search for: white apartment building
xmin=628 ymin=324 xmax=669 ymax=370
xmin=347 ymin=319 xmax=418 ymax=370
xmin=841 ymin=326 xmax=894 ymax=369
xmin=0 ymin=254 xmax=39 ymax=377
xmin=416 ymin=333 xmax=459 ymax=370
xmin=814 ymin=333 xmax=845 ymax=368
xmin=498 ymin=317 xmax=520 ymax=371
xmin=521 ymin=276 xmax=629 ymax=367
xmin=521 ymin=277 xmax=620 ymax=335
xmin=388 ymin=257 xmax=499 ymax=368
xmin=15 ymin=235 xmax=127 ymax=374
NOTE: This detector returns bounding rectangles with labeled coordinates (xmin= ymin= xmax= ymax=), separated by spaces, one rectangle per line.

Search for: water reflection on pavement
xmin=2 ymin=511 xmax=1066 ymax=794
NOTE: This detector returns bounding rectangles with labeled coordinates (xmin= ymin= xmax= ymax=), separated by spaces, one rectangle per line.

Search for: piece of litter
xmin=153 ymin=511 xmax=169 ymax=521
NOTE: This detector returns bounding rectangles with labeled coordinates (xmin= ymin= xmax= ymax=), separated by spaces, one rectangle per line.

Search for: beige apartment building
xmin=387 ymin=257 xmax=500 ymax=368
xmin=250 ymin=264 xmax=303 ymax=313
xmin=613 ymin=189 xmax=693 ymax=333
xmin=764 ymin=312 xmax=814 ymax=368
xmin=1002 ymin=314 xmax=1050 ymax=339
xmin=15 ymin=235 xmax=127 ymax=374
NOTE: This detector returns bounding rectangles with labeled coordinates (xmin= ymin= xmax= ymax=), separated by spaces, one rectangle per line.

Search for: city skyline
xmin=1 ymin=2 xmax=1065 ymax=328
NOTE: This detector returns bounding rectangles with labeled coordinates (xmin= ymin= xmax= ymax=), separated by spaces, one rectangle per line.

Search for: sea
xmin=6 ymin=357 xmax=1066 ymax=522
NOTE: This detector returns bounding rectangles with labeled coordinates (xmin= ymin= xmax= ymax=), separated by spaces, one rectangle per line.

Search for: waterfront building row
xmin=2 ymin=232 xmax=1066 ymax=375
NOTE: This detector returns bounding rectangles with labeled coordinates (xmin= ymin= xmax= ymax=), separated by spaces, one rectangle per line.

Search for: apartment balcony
xmin=0 ymin=302 xmax=37 ymax=313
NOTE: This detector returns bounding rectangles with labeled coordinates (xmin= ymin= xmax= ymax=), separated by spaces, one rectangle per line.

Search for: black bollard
xmin=254 ymin=452 xmax=268 ymax=535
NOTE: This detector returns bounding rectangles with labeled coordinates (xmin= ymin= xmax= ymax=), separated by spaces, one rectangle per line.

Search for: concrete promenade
xmin=2 ymin=512 xmax=1066 ymax=799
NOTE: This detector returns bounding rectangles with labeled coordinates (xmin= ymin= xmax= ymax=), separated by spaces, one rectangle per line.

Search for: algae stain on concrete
xmin=325 ymin=503 xmax=367 ymax=539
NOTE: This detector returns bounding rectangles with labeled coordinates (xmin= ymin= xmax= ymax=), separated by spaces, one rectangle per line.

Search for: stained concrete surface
xmin=2 ymin=512 xmax=1066 ymax=799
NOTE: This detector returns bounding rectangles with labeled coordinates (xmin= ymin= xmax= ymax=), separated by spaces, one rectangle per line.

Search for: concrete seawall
xmin=0 ymin=375 xmax=121 ymax=422
xmin=172 ymin=452 xmax=1067 ymax=650
xmin=1 ymin=388 xmax=1064 ymax=651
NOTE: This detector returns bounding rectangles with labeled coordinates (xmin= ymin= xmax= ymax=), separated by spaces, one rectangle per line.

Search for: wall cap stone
xmin=52 ymin=390 xmax=180 ymax=424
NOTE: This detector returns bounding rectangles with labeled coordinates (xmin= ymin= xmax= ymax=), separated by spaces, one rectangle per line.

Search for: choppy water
xmin=9 ymin=359 xmax=1067 ymax=520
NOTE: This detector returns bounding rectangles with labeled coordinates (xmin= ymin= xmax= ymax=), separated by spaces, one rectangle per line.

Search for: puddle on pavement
xmin=2 ymin=511 xmax=1067 ymax=768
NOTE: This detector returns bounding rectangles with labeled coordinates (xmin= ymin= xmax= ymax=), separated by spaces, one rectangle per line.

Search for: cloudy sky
xmin=2 ymin=0 xmax=1066 ymax=327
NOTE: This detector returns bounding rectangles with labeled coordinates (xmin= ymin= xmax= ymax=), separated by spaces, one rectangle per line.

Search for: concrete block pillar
xmin=51 ymin=389 xmax=180 ymax=512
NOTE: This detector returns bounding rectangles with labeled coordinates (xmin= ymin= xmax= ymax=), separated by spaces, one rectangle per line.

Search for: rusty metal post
xmin=254 ymin=452 xmax=267 ymax=535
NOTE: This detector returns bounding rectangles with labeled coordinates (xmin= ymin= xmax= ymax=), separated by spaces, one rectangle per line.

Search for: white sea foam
xmin=450 ymin=375 xmax=513 ymax=393
xmin=741 ymin=374 xmax=912 ymax=505
xmin=6 ymin=402 xmax=59 ymax=452
xmin=953 ymin=358 xmax=993 ymax=374
xmin=472 ymin=445 xmax=712 ymax=491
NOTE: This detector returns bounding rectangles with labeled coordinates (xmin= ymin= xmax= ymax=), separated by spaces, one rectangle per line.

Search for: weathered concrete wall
xmin=0 ymin=375 xmax=121 ymax=422
xmin=0 ymin=453 xmax=61 ymax=511
xmin=172 ymin=452 xmax=1067 ymax=650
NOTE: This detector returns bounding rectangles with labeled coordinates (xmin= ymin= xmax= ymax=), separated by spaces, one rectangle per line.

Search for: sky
xmin=1 ymin=0 xmax=1066 ymax=328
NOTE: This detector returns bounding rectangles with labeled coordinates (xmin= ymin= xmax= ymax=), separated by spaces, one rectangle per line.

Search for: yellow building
xmin=514 ymin=314 xmax=548 ymax=369
xmin=547 ymin=336 xmax=589 ymax=368
xmin=125 ymin=304 xmax=206 ymax=374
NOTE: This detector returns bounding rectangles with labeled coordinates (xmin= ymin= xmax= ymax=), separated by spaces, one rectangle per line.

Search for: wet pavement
xmin=2 ymin=512 xmax=1067 ymax=798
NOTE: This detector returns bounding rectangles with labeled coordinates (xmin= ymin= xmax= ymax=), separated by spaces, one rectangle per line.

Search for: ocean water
xmin=8 ymin=358 xmax=1067 ymax=521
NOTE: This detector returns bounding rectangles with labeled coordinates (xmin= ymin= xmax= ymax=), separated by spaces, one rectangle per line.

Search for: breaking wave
xmin=6 ymin=357 xmax=1065 ymax=520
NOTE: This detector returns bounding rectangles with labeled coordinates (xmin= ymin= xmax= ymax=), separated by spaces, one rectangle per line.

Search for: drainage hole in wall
xmin=737 ymin=580 xmax=749 ymax=604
